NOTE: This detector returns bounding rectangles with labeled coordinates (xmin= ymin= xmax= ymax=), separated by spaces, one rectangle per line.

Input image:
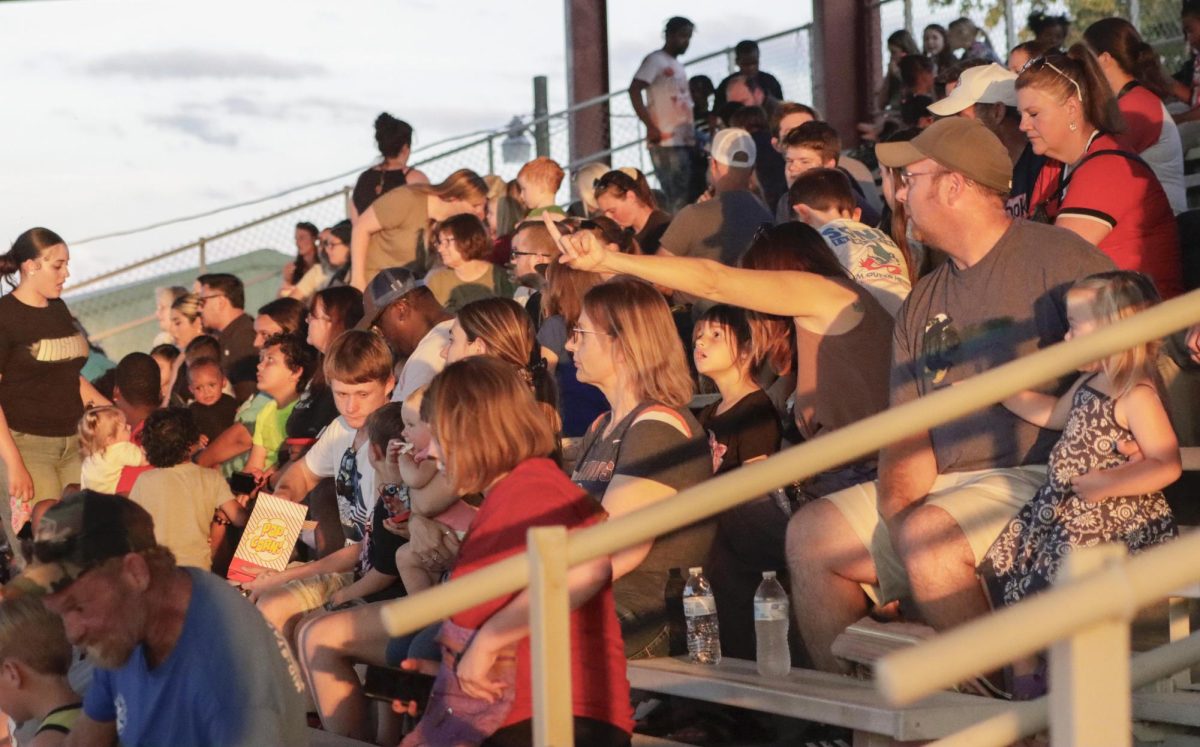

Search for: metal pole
xmin=1004 ymin=0 xmax=1016 ymax=55
xmin=487 ymin=136 xmax=496 ymax=175
xmin=534 ymin=76 xmax=550 ymax=158
xmin=904 ymin=0 xmax=913 ymax=37
xmin=198 ymin=237 xmax=207 ymax=274
xmin=1048 ymin=544 xmax=1132 ymax=747
xmin=528 ymin=526 xmax=574 ymax=746
xmin=1129 ymin=0 xmax=1141 ymax=31
xmin=342 ymin=185 xmax=352 ymax=220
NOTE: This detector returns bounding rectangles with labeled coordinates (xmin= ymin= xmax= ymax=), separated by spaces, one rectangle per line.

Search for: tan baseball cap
xmin=875 ymin=117 xmax=1012 ymax=193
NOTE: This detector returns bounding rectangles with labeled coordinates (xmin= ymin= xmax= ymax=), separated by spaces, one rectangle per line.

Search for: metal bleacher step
xmin=627 ymin=656 xmax=1012 ymax=743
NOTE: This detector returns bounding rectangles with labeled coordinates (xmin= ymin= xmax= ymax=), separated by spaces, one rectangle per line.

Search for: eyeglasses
xmin=307 ymin=312 xmax=332 ymax=323
xmin=434 ymin=236 xmax=457 ymax=249
xmin=510 ymin=251 xmax=553 ymax=259
xmin=900 ymin=169 xmax=944 ymax=188
xmin=321 ymin=239 xmax=345 ymax=249
xmin=1022 ymin=56 xmax=1084 ymax=103
xmin=197 ymin=293 xmax=225 ymax=306
xmin=570 ymin=326 xmax=608 ymax=342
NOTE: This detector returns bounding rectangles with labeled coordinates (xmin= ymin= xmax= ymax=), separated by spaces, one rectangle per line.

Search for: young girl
xmin=387 ymin=387 xmax=476 ymax=595
xmin=979 ymin=271 xmax=1181 ymax=694
xmin=78 ymin=406 xmax=145 ymax=494
xmin=693 ymin=305 xmax=784 ymax=662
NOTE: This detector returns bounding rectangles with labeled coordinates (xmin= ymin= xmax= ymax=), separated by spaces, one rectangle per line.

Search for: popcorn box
xmin=227 ymin=492 xmax=307 ymax=585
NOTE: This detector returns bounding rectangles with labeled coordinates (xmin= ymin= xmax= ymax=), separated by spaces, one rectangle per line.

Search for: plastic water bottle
xmin=754 ymin=571 xmax=791 ymax=678
xmin=682 ymin=566 xmax=721 ymax=665
xmin=663 ymin=567 xmax=687 ymax=656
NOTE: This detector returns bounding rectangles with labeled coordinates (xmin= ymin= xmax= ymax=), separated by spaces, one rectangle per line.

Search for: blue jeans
xmin=649 ymin=145 xmax=703 ymax=214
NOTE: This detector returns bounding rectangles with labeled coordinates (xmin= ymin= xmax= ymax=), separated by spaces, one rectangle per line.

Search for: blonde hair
xmin=1071 ymin=271 xmax=1162 ymax=399
xmin=0 ymin=596 xmax=71 ymax=675
xmin=517 ymin=156 xmax=566 ymax=192
xmin=427 ymin=357 xmax=557 ymax=494
xmin=78 ymin=406 xmax=127 ymax=458
xmin=410 ymin=169 xmax=489 ymax=207
xmin=582 ymin=277 xmax=694 ymax=408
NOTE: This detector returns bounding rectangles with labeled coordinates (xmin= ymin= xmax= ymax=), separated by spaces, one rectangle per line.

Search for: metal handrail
xmin=370 ymin=288 xmax=1200 ymax=741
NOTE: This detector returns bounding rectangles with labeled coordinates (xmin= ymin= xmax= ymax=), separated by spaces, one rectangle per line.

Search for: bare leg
xmin=256 ymin=587 xmax=314 ymax=651
xmin=897 ymin=504 xmax=989 ymax=631
xmin=786 ymin=498 xmax=878 ymax=672
xmin=296 ymin=603 xmax=393 ymax=741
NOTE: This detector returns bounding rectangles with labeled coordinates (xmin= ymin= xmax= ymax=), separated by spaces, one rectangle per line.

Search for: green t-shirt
xmin=252 ymin=398 xmax=298 ymax=470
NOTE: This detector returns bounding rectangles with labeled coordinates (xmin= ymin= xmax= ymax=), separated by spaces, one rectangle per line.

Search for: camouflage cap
xmin=8 ymin=491 xmax=157 ymax=597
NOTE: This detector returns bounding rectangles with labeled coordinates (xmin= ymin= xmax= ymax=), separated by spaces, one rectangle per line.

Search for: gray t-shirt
xmin=891 ymin=219 xmax=1114 ymax=473
xmin=659 ymin=190 xmax=772 ymax=265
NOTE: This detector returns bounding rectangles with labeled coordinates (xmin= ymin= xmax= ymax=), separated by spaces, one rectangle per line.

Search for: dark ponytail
xmin=1 ymin=227 xmax=65 ymax=283
xmin=1083 ymin=17 xmax=1175 ymax=100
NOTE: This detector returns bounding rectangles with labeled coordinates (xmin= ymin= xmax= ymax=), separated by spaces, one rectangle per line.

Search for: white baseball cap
xmin=928 ymin=63 xmax=1018 ymax=116
xmin=710 ymin=127 xmax=757 ymax=167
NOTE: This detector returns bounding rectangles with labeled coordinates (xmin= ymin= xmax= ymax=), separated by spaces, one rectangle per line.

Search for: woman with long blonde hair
xmin=567 ymin=276 xmax=714 ymax=658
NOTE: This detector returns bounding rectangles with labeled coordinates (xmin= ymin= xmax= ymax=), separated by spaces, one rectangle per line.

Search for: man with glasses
xmin=787 ymin=117 xmax=1113 ymax=672
xmin=196 ymin=273 xmax=257 ymax=404
xmin=508 ymin=221 xmax=560 ymax=323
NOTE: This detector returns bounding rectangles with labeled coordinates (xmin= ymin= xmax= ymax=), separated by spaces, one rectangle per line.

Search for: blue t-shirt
xmin=83 ymin=568 xmax=307 ymax=747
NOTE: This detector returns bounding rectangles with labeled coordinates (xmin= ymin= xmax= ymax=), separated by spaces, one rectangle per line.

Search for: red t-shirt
xmin=1114 ymin=82 xmax=1164 ymax=155
xmin=1028 ymin=134 xmax=1182 ymax=299
xmin=449 ymin=458 xmax=633 ymax=734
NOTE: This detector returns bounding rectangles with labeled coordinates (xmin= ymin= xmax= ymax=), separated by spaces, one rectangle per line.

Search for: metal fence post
xmin=1129 ymin=0 xmax=1141 ymax=32
xmin=1048 ymin=544 xmax=1132 ymax=747
xmin=534 ymin=76 xmax=550 ymax=158
xmin=342 ymin=185 xmax=352 ymax=220
xmin=528 ymin=526 xmax=573 ymax=746
xmin=487 ymin=136 xmax=496 ymax=175
xmin=198 ymin=237 xmax=207 ymax=274
xmin=1004 ymin=0 xmax=1016 ymax=54
xmin=903 ymin=0 xmax=913 ymax=36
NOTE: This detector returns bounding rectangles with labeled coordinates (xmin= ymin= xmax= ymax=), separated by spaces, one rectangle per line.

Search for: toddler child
xmin=78 ymin=406 xmax=145 ymax=494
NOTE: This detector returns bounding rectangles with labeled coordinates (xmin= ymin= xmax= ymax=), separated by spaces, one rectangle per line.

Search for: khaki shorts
xmin=281 ymin=570 xmax=355 ymax=613
xmin=825 ymin=466 xmax=1046 ymax=604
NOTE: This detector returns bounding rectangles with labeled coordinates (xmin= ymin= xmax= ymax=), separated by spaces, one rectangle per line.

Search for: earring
xmin=1069 ymin=121 xmax=1078 ymax=132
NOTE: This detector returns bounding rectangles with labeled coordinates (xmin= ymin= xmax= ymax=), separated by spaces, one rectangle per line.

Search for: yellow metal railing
xmin=373 ymin=288 xmax=1200 ymax=746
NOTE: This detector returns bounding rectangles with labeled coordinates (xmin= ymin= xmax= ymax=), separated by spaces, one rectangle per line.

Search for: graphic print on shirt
xmin=30 ymin=334 xmax=89 ymax=363
xmin=921 ymin=313 xmax=960 ymax=386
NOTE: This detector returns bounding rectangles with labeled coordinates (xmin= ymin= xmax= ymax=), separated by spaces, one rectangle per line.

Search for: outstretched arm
xmin=546 ymin=213 xmax=858 ymax=323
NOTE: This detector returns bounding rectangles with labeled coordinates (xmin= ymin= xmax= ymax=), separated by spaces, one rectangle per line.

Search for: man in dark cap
xmin=13 ymin=491 xmax=307 ymax=746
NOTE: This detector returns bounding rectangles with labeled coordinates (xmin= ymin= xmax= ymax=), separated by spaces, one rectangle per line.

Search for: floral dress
xmin=979 ymin=377 xmax=1177 ymax=607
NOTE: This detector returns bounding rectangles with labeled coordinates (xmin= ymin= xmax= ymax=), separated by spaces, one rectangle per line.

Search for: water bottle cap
xmin=762 ymin=571 xmax=776 ymax=579
xmin=688 ymin=566 xmax=703 ymax=575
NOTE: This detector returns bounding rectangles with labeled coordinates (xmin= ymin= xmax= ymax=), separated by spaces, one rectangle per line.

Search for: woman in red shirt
xmin=406 ymin=356 xmax=632 ymax=746
xmin=1019 ymin=45 xmax=1183 ymax=298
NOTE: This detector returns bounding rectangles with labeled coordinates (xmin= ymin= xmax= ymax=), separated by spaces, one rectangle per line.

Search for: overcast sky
xmin=0 ymin=0 xmax=812 ymax=285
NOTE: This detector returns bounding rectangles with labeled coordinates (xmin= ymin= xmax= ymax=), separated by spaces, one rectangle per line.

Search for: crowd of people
xmin=0 ymin=8 xmax=1196 ymax=747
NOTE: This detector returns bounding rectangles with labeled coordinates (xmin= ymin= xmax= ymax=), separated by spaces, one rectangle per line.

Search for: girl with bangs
xmin=979 ymin=271 xmax=1181 ymax=697
xmin=692 ymin=304 xmax=786 ymax=661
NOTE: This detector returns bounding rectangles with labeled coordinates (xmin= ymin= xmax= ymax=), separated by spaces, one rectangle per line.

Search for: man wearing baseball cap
xmin=787 ymin=117 xmax=1114 ymax=672
xmin=355 ymin=267 xmax=453 ymax=405
xmin=657 ymin=127 xmax=773 ymax=266
xmin=13 ymin=491 xmax=307 ymax=746
xmin=928 ymin=63 xmax=1043 ymax=217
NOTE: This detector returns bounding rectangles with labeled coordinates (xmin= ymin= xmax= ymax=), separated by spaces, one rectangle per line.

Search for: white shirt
xmin=305 ymin=416 xmax=376 ymax=538
xmin=80 ymin=441 xmax=145 ymax=494
xmin=818 ymin=218 xmax=912 ymax=317
xmin=1144 ymin=103 xmax=1188 ymax=215
xmin=391 ymin=319 xmax=453 ymax=404
xmin=633 ymin=50 xmax=695 ymax=147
